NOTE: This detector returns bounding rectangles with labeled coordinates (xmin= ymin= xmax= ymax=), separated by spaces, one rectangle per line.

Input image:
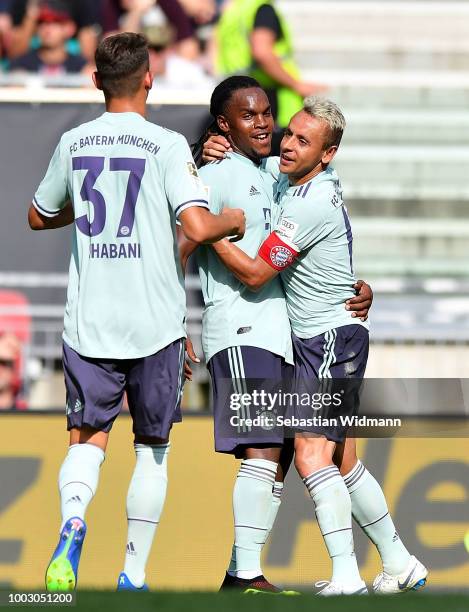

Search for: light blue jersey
xmin=273 ymin=166 xmax=369 ymax=339
xmin=197 ymin=153 xmax=293 ymax=364
xmin=33 ymin=111 xmax=208 ymax=359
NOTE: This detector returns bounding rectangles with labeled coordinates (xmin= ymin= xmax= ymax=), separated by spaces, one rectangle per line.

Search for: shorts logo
xmin=270 ymin=245 xmax=294 ymax=268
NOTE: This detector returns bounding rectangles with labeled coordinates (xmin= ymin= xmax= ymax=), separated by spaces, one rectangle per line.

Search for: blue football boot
xmin=117 ymin=572 xmax=149 ymax=592
xmin=45 ymin=517 xmax=86 ymax=591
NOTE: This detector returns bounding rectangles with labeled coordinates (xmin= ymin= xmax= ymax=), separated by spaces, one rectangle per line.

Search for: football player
xmin=29 ymin=33 xmax=245 ymax=592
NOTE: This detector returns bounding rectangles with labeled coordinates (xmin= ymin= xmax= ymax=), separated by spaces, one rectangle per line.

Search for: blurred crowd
xmin=0 ymin=0 xmax=319 ymax=101
xmin=0 ymin=0 xmax=222 ymax=85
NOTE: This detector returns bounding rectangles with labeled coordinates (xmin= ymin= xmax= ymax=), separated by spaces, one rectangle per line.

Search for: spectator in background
xmin=145 ymin=22 xmax=213 ymax=87
xmin=177 ymin=0 xmax=217 ymax=73
xmin=0 ymin=332 xmax=21 ymax=410
xmin=9 ymin=1 xmax=87 ymax=75
xmin=7 ymin=0 xmax=99 ymax=61
xmin=178 ymin=0 xmax=216 ymax=26
xmin=216 ymin=0 xmax=323 ymax=129
xmin=101 ymin=0 xmax=201 ymax=61
xmin=0 ymin=0 xmax=12 ymax=63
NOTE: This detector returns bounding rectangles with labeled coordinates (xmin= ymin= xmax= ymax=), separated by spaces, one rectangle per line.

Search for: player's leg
xmin=58 ymin=426 xmax=108 ymax=529
xmin=230 ymin=445 xmax=281 ymax=585
xmin=46 ymin=343 xmax=125 ymax=592
xmin=210 ymin=346 xmax=291 ymax=592
xmin=255 ymin=366 xmax=296 ymax=573
xmin=118 ymin=338 xmax=185 ymax=591
xmin=295 ymin=434 xmax=366 ymax=595
xmin=223 ymin=441 xmax=294 ymax=592
xmin=269 ymin=438 xmax=295 ymax=545
xmin=291 ymin=328 xmax=368 ymax=595
xmin=335 ymin=437 xmax=428 ymax=593
xmin=326 ymin=325 xmax=427 ymax=593
xmin=118 ymin=433 xmax=170 ymax=592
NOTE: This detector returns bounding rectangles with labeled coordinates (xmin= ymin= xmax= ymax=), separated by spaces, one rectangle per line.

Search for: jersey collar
xmin=101 ymin=111 xmax=145 ymax=122
xmin=286 ymin=166 xmax=338 ymax=194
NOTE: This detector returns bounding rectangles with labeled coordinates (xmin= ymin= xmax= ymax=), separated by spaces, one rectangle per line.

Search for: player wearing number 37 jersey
xmin=28 ymin=33 xmax=245 ymax=592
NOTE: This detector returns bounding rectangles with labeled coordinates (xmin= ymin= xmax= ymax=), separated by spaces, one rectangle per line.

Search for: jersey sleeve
xmin=198 ymin=163 xmax=225 ymax=215
xmin=164 ymin=135 xmax=209 ymax=218
xmin=33 ymin=140 xmax=69 ymax=218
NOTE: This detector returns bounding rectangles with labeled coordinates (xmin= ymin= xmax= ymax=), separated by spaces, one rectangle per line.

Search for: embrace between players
xmin=28 ymin=32 xmax=427 ymax=595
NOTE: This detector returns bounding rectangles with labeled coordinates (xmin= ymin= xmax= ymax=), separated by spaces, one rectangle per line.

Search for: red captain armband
xmin=258 ymin=232 xmax=300 ymax=271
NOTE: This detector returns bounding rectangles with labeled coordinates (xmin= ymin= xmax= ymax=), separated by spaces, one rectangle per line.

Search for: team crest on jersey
xmin=270 ymin=245 xmax=294 ymax=268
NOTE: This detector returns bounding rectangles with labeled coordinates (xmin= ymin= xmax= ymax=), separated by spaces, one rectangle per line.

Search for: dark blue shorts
xmin=291 ymin=325 xmax=369 ymax=442
xmin=63 ymin=339 xmax=185 ymax=439
xmin=208 ymin=346 xmax=293 ymax=456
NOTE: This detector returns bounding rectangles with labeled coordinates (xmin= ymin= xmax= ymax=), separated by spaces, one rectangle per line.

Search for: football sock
xmin=123 ymin=443 xmax=170 ymax=588
xmin=267 ymin=482 xmax=284 ymax=538
xmin=59 ymin=443 xmax=104 ymax=529
xmin=304 ymin=465 xmax=361 ymax=584
xmin=227 ymin=480 xmax=284 ymax=577
xmin=344 ymin=460 xmax=411 ymax=575
xmin=233 ymin=458 xmax=277 ymax=579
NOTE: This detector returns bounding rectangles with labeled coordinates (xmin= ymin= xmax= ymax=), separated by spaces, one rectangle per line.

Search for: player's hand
xmin=184 ymin=337 xmax=200 ymax=381
xmin=221 ymin=207 xmax=245 ymax=242
xmin=294 ymin=81 xmax=328 ymax=98
xmin=345 ymin=280 xmax=373 ymax=321
xmin=202 ymin=134 xmax=232 ymax=163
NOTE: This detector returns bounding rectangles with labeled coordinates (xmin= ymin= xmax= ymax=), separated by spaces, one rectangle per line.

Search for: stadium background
xmin=1 ymin=0 xmax=469 ymax=592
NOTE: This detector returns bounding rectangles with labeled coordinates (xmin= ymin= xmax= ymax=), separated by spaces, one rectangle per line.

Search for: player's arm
xmin=176 ymin=225 xmax=199 ymax=274
xmin=29 ymin=139 xmax=70 ymax=230
xmin=212 ymin=205 xmax=305 ymax=291
xmin=175 ymin=229 xmax=201 ymax=381
xmin=250 ymin=6 xmax=324 ymax=97
xmin=213 ymin=229 xmax=297 ymax=291
xmin=28 ymin=201 xmax=74 ymax=231
xmin=178 ymin=206 xmax=245 ymax=245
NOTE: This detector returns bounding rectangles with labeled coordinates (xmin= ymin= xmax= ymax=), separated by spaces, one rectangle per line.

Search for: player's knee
xmin=294 ymin=439 xmax=334 ymax=476
xmin=69 ymin=426 xmax=108 ymax=450
xmin=244 ymin=446 xmax=282 ymax=463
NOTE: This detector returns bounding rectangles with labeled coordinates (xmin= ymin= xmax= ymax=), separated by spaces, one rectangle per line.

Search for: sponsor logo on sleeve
xmin=276 ymin=218 xmax=299 ymax=241
xmin=187 ymin=162 xmax=199 ymax=177
xmin=270 ymin=245 xmax=294 ymax=268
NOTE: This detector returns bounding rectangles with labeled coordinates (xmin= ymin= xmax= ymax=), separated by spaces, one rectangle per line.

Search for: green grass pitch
xmin=59 ymin=591 xmax=469 ymax=612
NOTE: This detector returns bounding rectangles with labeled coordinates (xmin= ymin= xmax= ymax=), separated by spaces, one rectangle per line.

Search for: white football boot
xmin=315 ymin=579 xmax=368 ymax=596
xmin=373 ymin=555 xmax=428 ymax=594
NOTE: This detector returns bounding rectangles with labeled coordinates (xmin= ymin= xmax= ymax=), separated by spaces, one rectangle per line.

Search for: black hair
xmin=95 ymin=33 xmax=149 ymax=99
xmin=191 ymin=75 xmax=262 ymax=166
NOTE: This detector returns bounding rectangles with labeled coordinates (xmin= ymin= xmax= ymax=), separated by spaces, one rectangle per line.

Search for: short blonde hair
xmin=303 ymin=96 xmax=346 ymax=148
